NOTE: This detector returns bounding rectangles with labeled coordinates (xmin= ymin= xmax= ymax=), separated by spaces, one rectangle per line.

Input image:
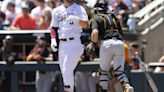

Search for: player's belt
xmin=60 ymin=37 xmax=74 ymax=41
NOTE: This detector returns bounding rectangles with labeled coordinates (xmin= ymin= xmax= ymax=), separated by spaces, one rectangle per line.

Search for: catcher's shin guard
xmin=98 ymin=69 xmax=109 ymax=91
xmin=113 ymin=66 xmax=134 ymax=92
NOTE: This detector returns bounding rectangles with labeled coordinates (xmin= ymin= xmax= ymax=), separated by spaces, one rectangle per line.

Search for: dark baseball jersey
xmin=90 ymin=14 xmax=123 ymax=41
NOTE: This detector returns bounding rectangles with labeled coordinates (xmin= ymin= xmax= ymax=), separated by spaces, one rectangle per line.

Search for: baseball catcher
xmin=90 ymin=0 xmax=134 ymax=92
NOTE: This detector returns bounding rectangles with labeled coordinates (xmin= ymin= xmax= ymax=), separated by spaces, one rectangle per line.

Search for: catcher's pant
xmin=35 ymin=71 xmax=54 ymax=92
xmin=99 ymin=38 xmax=129 ymax=90
xmin=59 ymin=37 xmax=84 ymax=92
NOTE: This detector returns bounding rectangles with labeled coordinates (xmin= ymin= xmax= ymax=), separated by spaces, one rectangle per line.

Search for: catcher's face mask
xmin=65 ymin=0 xmax=74 ymax=3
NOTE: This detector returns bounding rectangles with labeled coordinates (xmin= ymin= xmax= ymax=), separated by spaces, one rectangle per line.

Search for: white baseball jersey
xmin=50 ymin=3 xmax=88 ymax=39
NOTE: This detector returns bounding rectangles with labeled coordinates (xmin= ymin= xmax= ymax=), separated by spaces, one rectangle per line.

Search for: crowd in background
xmin=0 ymin=0 xmax=152 ymax=32
xmin=0 ymin=0 xmax=162 ymax=92
xmin=0 ymin=0 xmax=62 ymax=30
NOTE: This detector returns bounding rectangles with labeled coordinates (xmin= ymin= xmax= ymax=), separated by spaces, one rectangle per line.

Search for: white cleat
xmin=124 ymin=84 xmax=134 ymax=92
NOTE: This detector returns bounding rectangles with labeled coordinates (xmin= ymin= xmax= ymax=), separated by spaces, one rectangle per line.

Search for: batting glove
xmin=51 ymin=38 xmax=58 ymax=52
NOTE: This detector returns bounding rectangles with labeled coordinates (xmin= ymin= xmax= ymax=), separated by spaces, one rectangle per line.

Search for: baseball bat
xmin=135 ymin=53 xmax=158 ymax=92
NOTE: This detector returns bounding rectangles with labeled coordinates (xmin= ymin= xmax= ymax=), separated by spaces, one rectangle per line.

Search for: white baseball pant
xmin=99 ymin=38 xmax=129 ymax=90
xmin=59 ymin=37 xmax=84 ymax=92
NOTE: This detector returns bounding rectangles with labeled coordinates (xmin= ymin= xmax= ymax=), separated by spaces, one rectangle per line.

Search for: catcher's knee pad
xmin=98 ymin=68 xmax=109 ymax=91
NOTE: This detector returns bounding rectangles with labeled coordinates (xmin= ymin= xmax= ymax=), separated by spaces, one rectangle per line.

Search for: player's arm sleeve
xmin=79 ymin=6 xmax=88 ymax=21
xmin=50 ymin=9 xmax=59 ymax=39
xmin=78 ymin=6 xmax=89 ymax=28
xmin=50 ymin=9 xmax=59 ymax=28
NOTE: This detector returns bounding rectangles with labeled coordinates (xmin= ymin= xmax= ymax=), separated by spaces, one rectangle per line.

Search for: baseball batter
xmin=90 ymin=0 xmax=134 ymax=92
xmin=50 ymin=0 xmax=89 ymax=92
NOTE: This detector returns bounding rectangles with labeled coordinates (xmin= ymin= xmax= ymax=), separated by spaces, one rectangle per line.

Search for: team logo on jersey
xmin=70 ymin=21 xmax=73 ymax=25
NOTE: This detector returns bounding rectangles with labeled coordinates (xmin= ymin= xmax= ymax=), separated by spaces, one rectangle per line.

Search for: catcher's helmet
xmin=94 ymin=0 xmax=108 ymax=13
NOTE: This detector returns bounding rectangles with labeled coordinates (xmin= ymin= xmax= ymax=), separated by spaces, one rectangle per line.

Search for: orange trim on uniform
xmin=124 ymin=43 xmax=129 ymax=63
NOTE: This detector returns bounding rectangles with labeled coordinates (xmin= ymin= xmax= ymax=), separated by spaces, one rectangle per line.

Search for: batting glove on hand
xmin=51 ymin=38 xmax=58 ymax=52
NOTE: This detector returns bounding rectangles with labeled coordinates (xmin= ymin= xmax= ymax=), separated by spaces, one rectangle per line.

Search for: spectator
xmin=107 ymin=0 xmax=132 ymax=10
xmin=31 ymin=0 xmax=52 ymax=25
xmin=129 ymin=42 xmax=140 ymax=70
xmin=107 ymin=0 xmax=118 ymax=10
xmin=133 ymin=0 xmax=146 ymax=10
xmin=0 ymin=35 xmax=18 ymax=92
xmin=127 ymin=14 xmax=137 ymax=34
xmin=115 ymin=0 xmax=129 ymax=27
xmin=76 ymin=0 xmax=87 ymax=6
xmin=45 ymin=0 xmax=63 ymax=9
xmin=0 ymin=35 xmax=17 ymax=65
xmin=25 ymin=0 xmax=36 ymax=12
xmin=0 ymin=11 xmax=10 ymax=30
xmin=10 ymin=4 xmax=37 ymax=30
xmin=0 ymin=0 xmax=22 ymax=12
xmin=5 ymin=1 xmax=21 ymax=23
xmin=107 ymin=0 xmax=130 ymax=26
xmin=123 ymin=0 xmax=132 ymax=9
xmin=154 ymin=56 xmax=164 ymax=72
xmin=38 ymin=9 xmax=52 ymax=30
xmin=26 ymin=35 xmax=54 ymax=92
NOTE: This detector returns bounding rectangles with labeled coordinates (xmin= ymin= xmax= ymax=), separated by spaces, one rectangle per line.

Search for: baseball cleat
xmin=123 ymin=84 xmax=134 ymax=92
